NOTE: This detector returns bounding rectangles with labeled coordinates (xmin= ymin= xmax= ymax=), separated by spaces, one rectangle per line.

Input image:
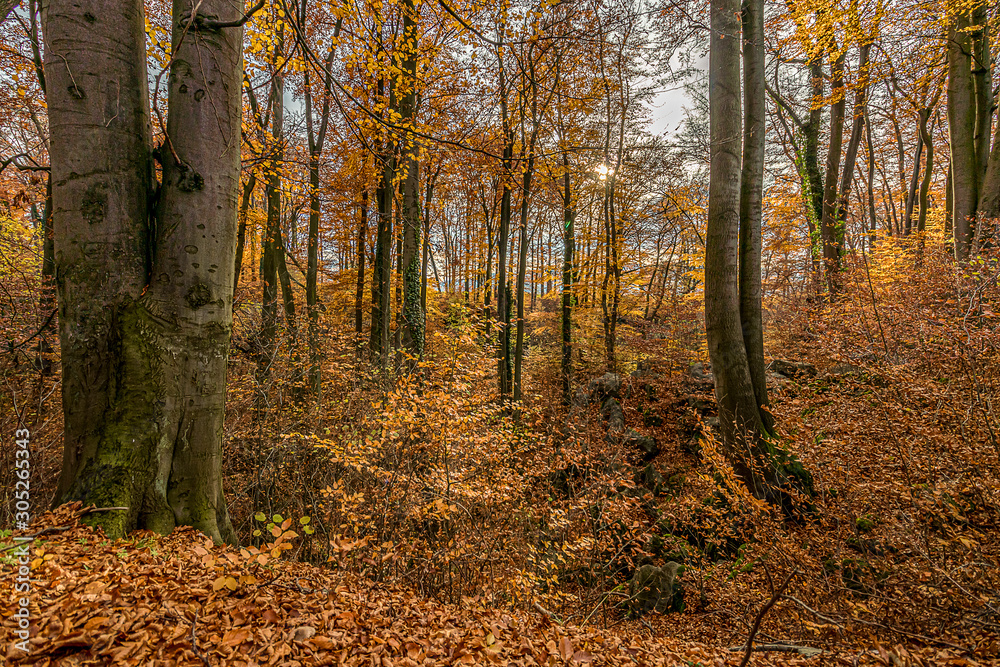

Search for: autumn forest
xmin=0 ymin=0 xmax=998 ymax=663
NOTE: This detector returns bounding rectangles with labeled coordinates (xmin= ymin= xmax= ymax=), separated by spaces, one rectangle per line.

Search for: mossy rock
xmin=855 ymin=514 xmax=877 ymax=532
xmin=627 ymin=562 xmax=685 ymax=617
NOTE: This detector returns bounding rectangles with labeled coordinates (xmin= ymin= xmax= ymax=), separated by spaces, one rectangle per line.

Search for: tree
xmin=707 ymin=0 xmax=811 ymax=507
xmin=46 ymin=0 xmax=243 ymax=542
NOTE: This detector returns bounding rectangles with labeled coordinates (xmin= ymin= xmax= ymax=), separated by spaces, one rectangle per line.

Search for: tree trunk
xmin=949 ymin=9 xmax=978 ymax=259
xmin=917 ymin=107 xmax=934 ymax=233
xmin=47 ymin=0 xmax=241 ymax=543
xmin=496 ymin=33 xmax=513 ymax=406
xmin=821 ymin=48 xmax=846 ymax=292
xmin=836 ymin=43 xmax=870 ymax=241
xmin=903 ymin=130 xmax=923 ymax=236
xmin=561 ymin=151 xmax=575 ymax=406
xmin=707 ymin=0 xmax=810 ymax=507
xmin=739 ymin=0 xmax=770 ymax=433
xmin=355 ymin=189 xmax=367 ymax=337
xmin=234 ymin=173 xmax=256 ymax=298
xmin=398 ymin=0 xmax=423 ymax=368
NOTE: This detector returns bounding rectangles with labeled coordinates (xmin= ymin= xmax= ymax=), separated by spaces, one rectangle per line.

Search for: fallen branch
xmin=190 ymin=609 xmax=211 ymax=666
xmin=729 ymin=643 xmax=823 ymax=658
xmin=739 ymin=569 xmax=798 ymax=667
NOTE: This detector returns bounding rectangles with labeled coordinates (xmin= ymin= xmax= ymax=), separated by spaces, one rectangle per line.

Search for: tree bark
xmin=821 ymin=48 xmax=846 ymax=292
xmin=949 ymin=9 xmax=978 ymax=259
xmin=47 ymin=0 xmax=240 ymax=543
xmin=739 ymin=0 xmax=770 ymax=433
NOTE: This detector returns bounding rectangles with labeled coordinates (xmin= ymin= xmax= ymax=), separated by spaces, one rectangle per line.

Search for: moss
xmin=855 ymin=515 xmax=877 ymax=532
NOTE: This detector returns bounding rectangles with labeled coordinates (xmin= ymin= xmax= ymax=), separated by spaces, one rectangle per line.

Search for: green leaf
xmin=254 ymin=512 xmax=266 ymax=522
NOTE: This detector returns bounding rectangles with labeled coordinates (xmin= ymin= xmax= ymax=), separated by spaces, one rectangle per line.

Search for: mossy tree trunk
xmin=46 ymin=0 xmax=241 ymax=543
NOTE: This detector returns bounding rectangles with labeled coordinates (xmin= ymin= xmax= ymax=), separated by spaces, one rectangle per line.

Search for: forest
xmin=0 ymin=0 xmax=998 ymax=663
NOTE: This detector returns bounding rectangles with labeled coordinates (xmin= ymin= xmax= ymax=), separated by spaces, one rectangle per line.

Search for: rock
xmin=624 ymin=429 xmax=659 ymax=460
xmin=571 ymin=386 xmax=591 ymax=409
xmin=640 ymin=405 xmax=664 ymax=427
xmin=588 ymin=372 xmax=622 ymax=403
xmin=768 ymin=359 xmax=817 ymax=377
xmin=601 ymin=397 xmax=625 ymax=433
xmin=634 ymin=463 xmax=665 ymax=494
xmin=829 ymin=362 xmax=865 ymax=375
xmin=766 ymin=371 xmax=791 ymax=387
xmin=681 ymin=434 xmax=702 ymax=456
xmin=688 ymin=362 xmax=713 ymax=382
xmin=684 ymin=395 xmax=713 ymax=413
xmin=627 ymin=562 xmax=685 ymax=616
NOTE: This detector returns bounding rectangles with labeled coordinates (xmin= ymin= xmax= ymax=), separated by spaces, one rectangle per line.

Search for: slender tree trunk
xmin=355 ymin=189 xmax=367 ymax=336
xmin=739 ymin=0 xmax=770 ymax=433
xmin=836 ymin=43 xmax=870 ymax=241
xmin=561 ymin=151 xmax=575 ymax=406
xmin=398 ymin=0 xmax=423 ymax=368
xmin=496 ymin=34 xmax=513 ymax=406
xmin=803 ymin=54 xmax=825 ymax=277
xmin=821 ymin=48 xmax=846 ymax=292
xmin=903 ymin=131 xmax=924 ymax=236
xmin=257 ymin=46 xmax=283 ymax=409
xmin=917 ymin=107 xmax=934 ymax=233
xmin=234 ymin=173 xmax=256 ymax=298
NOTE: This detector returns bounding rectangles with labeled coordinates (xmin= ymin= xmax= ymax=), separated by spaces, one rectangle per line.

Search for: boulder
xmin=688 ymin=362 xmax=713 ymax=382
xmin=768 ymin=359 xmax=817 ymax=377
xmin=588 ymin=372 xmax=622 ymax=402
xmin=624 ymin=429 xmax=659 ymax=460
xmin=601 ymin=396 xmax=625 ymax=433
xmin=634 ymin=463 xmax=665 ymax=494
xmin=627 ymin=562 xmax=685 ymax=616
xmin=829 ymin=362 xmax=865 ymax=376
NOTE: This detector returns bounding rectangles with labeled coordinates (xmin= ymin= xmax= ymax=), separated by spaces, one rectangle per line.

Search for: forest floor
xmin=1 ymin=248 xmax=999 ymax=666
xmin=0 ymin=503 xmax=976 ymax=666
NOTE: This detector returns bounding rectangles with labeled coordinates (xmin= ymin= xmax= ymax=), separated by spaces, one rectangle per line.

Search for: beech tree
xmin=707 ymin=0 xmax=810 ymax=507
xmin=45 ymin=0 xmax=243 ymax=543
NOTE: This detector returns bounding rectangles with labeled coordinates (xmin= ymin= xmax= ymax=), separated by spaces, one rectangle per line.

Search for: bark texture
xmin=46 ymin=0 xmax=240 ymax=543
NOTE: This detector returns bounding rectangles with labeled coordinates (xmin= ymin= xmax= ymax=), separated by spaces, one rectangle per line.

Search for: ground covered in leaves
xmin=0 ymin=504 xmax=875 ymax=666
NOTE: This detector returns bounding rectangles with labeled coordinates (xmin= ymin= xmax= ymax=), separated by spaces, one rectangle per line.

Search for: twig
xmin=729 ymin=644 xmax=822 ymax=657
xmin=0 ymin=526 xmax=72 ymax=555
xmin=739 ymin=569 xmax=798 ymax=667
xmin=190 ymin=609 xmax=211 ymax=666
xmin=533 ymin=602 xmax=564 ymax=625
xmin=783 ymin=595 xmax=845 ymax=629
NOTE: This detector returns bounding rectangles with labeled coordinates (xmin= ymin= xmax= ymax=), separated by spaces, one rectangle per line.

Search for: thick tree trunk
xmin=949 ymin=10 xmax=978 ymax=259
xmin=150 ymin=0 xmax=242 ymax=543
xmin=47 ymin=0 xmax=157 ymax=534
xmin=47 ymin=0 xmax=240 ymax=543
xmin=707 ymin=0 xmax=810 ymax=507
xmin=739 ymin=0 xmax=770 ymax=433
